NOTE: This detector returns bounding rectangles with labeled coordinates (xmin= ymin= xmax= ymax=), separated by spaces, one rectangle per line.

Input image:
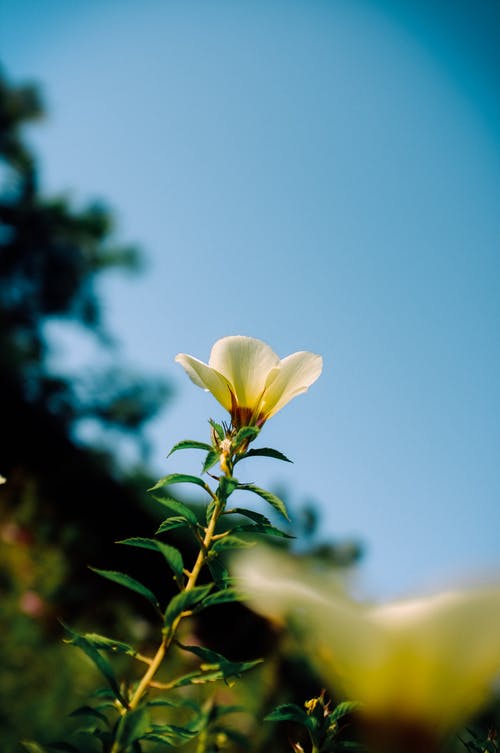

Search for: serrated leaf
xmin=141 ymin=726 xmax=197 ymax=746
xmin=224 ymin=507 xmax=272 ymax=524
xmin=148 ymin=473 xmax=211 ymax=495
xmin=202 ymin=449 xmax=220 ymax=473
xmin=235 ymin=447 xmax=292 ymax=464
xmin=265 ymin=703 xmax=311 ymax=727
xmin=118 ymin=538 xmax=184 ymax=579
xmin=209 ymin=419 xmax=225 ymax=440
xmin=168 ymin=440 xmax=212 ymax=457
xmin=156 ymin=516 xmax=189 ymax=534
xmin=177 ymin=643 xmax=231 ymax=664
xmin=238 ymin=484 xmax=290 ymax=521
xmin=151 ymin=494 xmax=198 ymax=524
xmin=198 ymin=587 xmax=242 ymax=609
xmin=115 ymin=707 xmax=151 ymax=748
xmin=90 ymin=568 xmax=159 ymax=610
xmin=149 ymin=724 xmax=197 ymax=739
xmin=233 ymin=426 xmax=260 ymax=447
xmin=177 ymin=643 xmax=263 ymax=681
xmin=329 ymin=701 xmax=362 ymax=723
xmin=83 ymin=633 xmax=137 ymax=657
xmin=61 ymin=623 xmax=127 ymax=706
xmin=232 ymin=523 xmax=293 ymax=539
xmin=164 ymin=584 xmax=213 ymax=627
xmin=212 ymin=535 xmax=255 ymax=552
xmin=167 ymin=669 xmax=226 ymax=688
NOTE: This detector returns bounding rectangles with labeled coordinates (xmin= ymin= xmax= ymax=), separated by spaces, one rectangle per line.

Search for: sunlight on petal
xmin=208 ymin=335 xmax=279 ymax=408
xmin=261 ymin=351 xmax=323 ymax=419
xmin=174 ymin=353 xmax=232 ymax=411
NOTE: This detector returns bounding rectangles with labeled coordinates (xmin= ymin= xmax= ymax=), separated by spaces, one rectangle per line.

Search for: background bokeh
xmin=2 ymin=0 xmax=499 ymax=600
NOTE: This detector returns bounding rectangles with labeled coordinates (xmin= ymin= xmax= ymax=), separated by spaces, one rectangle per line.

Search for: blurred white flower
xmin=175 ymin=335 xmax=322 ymax=429
xmin=233 ymin=546 xmax=500 ymax=738
xmin=0 ymin=475 xmax=6 ymax=484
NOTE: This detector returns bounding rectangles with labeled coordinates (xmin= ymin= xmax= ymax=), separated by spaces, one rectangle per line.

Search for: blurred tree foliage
xmin=0 ymin=68 xmax=175 ymax=749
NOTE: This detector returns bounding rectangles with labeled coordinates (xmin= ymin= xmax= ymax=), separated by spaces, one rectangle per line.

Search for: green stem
xmin=110 ymin=482 xmax=226 ymax=753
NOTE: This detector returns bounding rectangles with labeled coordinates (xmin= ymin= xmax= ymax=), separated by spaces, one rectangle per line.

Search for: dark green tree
xmin=0 ymin=66 xmax=175 ymax=605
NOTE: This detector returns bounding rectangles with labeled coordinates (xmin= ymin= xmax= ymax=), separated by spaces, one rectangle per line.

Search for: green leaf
xmin=177 ymin=643 xmax=263 ymax=682
xmin=265 ymin=703 xmax=311 ymax=727
xmin=148 ymin=473 xmax=212 ymax=495
xmin=83 ymin=633 xmax=137 ymax=657
xmin=224 ymin=507 xmax=272 ymax=524
xmin=206 ymin=555 xmax=231 ymax=589
xmin=115 ymin=707 xmax=150 ymax=748
xmin=329 ymin=701 xmax=362 ymax=723
xmin=69 ymin=706 xmax=109 ymax=726
xmin=92 ymin=688 xmax=116 ymax=700
xmin=209 ymin=419 xmax=225 ymax=440
xmin=202 ymin=449 xmax=220 ymax=473
xmin=238 ymin=484 xmax=290 ymax=521
xmin=90 ymin=568 xmax=159 ymax=610
xmin=118 ymin=538 xmax=184 ymax=579
xmin=168 ymin=439 xmax=213 ymax=457
xmin=166 ymin=669 xmax=226 ymax=689
xmin=151 ymin=494 xmax=198 ymax=524
xmin=217 ymin=475 xmax=239 ymax=502
xmin=141 ymin=726 xmax=197 ymax=746
xmin=235 ymin=447 xmax=292 ymax=464
xmin=199 ymin=587 xmax=242 ymax=609
xmin=156 ymin=516 xmax=189 ymax=534
xmin=205 ymin=498 xmax=218 ymax=524
xmin=146 ymin=698 xmax=198 ymax=711
xmin=61 ymin=623 xmax=127 ymax=706
xmin=164 ymin=584 xmax=214 ymax=627
xmin=233 ymin=426 xmax=260 ymax=447
xmin=212 ymin=535 xmax=255 ymax=552
xmin=232 ymin=523 xmax=293 ymax=539
xmin=20 ymin=743 xmax=50 ymax=753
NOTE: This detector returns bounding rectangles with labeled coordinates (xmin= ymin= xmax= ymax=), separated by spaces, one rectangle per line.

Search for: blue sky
xmin=2 ymin=0 xmax=499 ymax=600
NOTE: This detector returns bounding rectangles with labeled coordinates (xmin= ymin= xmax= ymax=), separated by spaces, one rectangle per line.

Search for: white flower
xmin=175 ymin=336 xmax=322 ymax=429
xmin=0 ymin=475 xmax=6 ymax=484
xmin=233 ymin=546 xmax=500 ymax=738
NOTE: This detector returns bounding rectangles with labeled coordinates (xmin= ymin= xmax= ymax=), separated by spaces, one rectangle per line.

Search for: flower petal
xmin=372 ymin=587 xmax=500 ymax=726
xmin=208 ymin=336 xmax=279 ymax=409
xmin=233 ymin=545 xmax=500 ymax=732
xmin=231 ymin=546 xmax=386 ymax=695
xmin=260 ymin=351 xmax=323 ymax=419
xmin=175 ymin=353 xmax=233 ymax=411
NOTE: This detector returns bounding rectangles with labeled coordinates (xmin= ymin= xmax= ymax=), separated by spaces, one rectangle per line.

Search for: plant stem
xmin=110 ymin=487 xmax=225 ymax=752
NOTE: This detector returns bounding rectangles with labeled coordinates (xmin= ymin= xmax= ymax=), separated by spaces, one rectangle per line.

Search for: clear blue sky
xmin=2 ymin=0 xmax=499 ymax=600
